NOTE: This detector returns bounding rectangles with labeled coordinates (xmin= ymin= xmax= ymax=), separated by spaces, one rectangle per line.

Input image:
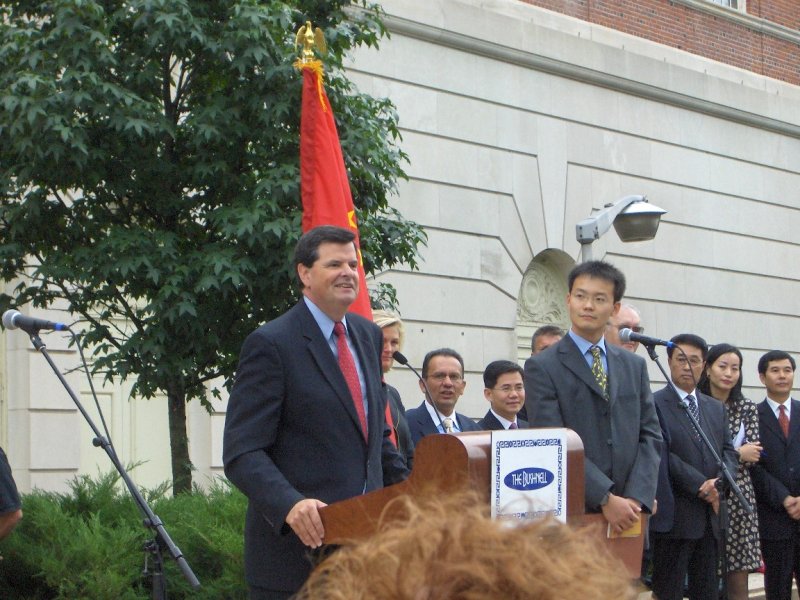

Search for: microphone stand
xmin=26 ymin=330 xmax=200 ymax=598
xmin=643 ymin=343 xmax=750 ymax=600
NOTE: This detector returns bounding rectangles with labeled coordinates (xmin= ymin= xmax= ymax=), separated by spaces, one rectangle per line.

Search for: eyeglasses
xmin=618 ymin=325 xmax=645 ymax=333
xmin=493 ymin=384 xmax=524 ymax=394
xmin=428 ymin=372 xmax=463 ymax=383
xmin=676 ymin=356 xmax=704 ymax=367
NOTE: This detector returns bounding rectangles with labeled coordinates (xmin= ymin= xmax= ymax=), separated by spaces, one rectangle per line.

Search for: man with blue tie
xmin=406 ymin=348 xmax=482 ymax=444
xmin=751 ymin=350 xmax=799 ymax=600
xmin=650 ymin=333 xmax=737 ymax=600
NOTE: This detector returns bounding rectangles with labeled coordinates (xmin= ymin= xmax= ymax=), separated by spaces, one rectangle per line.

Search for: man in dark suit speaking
xmin=524 ymin=260 xmax=661 ymax=534
xmin=223 ymin=226 xmax=408 ymax=599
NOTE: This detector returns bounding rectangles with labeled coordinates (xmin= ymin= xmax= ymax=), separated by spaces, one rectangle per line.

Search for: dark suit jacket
xmin=649 ymin=402 xmax=675 ymax=533
xmin=752 ymin=398 xmax=800 ymax=541
xmin=405 ymin=401 xmax=482 ymax=445
xmin=385 ymin=383 xmax=414 ymax=472
xmin=653 ymin=386 xmax=737 ymax=539
xmin=222 ymin=300 xmax=408 ymax=592
xmin=525 ymin=335 xmax=662 ymax=512
xmin=478 ymin=410 xmax=528 ymax=430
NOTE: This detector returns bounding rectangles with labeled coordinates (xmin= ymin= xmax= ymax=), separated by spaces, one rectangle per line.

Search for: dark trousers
xmin=762 ymin=537 xmax=800 ymax=600
xmin=651 ymin=524 xmax=718 ymax=600
xmin=249 ymin=586 xmax=294 ymax=600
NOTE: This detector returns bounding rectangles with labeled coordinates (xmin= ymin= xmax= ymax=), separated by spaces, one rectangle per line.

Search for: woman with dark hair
xmin=697 ymin=343 xmax=762 ymax=600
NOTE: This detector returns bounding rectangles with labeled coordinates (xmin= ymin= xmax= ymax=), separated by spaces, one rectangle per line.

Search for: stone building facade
xmin=2 ymin=0 xmax=798 ymax=492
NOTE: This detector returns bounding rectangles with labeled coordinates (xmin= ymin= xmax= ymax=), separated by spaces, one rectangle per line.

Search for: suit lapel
xmin=606 ymin=345 xmax=622 ymax=408
xmin=414 ymin=402 xmax=438 ymax=435
xmin=483 ymin=412 xmax=502 ymax=431
xmin=788 ymin=399 xmax=800 ymax=448
xmin=558 ymin=336 xmax=607 ymax=400
xmin=456 ymin=413 xmax=472 ymax=432
xmin=696 ymin=392 xmax=721 ymax=450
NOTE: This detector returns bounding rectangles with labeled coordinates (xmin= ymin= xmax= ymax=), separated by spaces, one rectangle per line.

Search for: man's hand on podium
xmin=286 ymin=498 xmax=328 ymax=548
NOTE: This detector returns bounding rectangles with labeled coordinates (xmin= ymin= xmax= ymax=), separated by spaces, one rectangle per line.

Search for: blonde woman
xmin=373 ymin=310 xmax=414 ymax=469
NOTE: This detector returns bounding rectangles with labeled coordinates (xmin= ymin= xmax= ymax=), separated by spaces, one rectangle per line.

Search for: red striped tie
xmin=779 ymin=404 xmax=789 ymax=438
xmin=334 ymin=322 xmax=368 ymax=441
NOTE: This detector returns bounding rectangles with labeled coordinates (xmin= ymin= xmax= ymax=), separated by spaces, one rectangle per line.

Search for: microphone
xmin=2 ymin=310 xmax=68 ymax=334
xmin=619 ymin=328 xmax=674 ymax=348
xmin=392 ymin=351 xmax=447 ymax=434
xmin=392 ymin=350 xmax=412 ymax=367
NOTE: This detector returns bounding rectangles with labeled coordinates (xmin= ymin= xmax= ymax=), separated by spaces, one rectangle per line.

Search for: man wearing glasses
xmin=650 ymin=333 xmax=737 ymax=600
xmin=605 ymin=303 xmax=644 ymax=353
xmin=406 ymin=348 xmax=482 ymax=444
xmin=478 ymin=360 xmax=528 ymax=430
xmin=525 ymin=260 xmax=661 ymax=534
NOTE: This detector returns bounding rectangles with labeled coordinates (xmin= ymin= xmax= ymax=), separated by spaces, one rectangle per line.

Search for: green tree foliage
xmin=0 ymin=471 xmax=249 ymax=599
xmin=0 ymin=0 xmax=425 ymax=494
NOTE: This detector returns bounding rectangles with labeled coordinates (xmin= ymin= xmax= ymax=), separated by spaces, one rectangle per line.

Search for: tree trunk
xmin=166 ymin=383 xmax=193 ymax=495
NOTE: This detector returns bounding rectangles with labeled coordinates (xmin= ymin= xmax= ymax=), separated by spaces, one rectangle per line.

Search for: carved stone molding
xmin=517 ymin=250 xmax=572 ymax=329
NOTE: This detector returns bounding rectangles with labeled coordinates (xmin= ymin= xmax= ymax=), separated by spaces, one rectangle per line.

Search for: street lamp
xmin=575 ymin=195 xmax=667 ymax=262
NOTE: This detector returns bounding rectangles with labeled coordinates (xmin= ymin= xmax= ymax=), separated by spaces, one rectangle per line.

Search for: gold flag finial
xmin=295 ymin=21 xmax=327 ymax=63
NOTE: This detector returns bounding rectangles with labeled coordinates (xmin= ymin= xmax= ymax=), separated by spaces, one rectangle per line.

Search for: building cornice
xmin=380 ymin=12 xmax=800 ymax=139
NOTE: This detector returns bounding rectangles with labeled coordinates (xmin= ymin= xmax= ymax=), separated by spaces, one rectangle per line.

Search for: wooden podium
xmin=320 ymin=430 xmax=646 ymax=578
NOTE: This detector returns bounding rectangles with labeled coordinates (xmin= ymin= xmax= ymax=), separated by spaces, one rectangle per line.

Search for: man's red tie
xmin=334 ymin=322 xmax=368 ymax=441
xmin=779 ymin=404 xmax=790 ymax=438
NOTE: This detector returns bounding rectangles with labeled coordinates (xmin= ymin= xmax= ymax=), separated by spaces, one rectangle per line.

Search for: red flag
xmin=298 ymin=60 xmax=398 ymax=445
xmin=299 ymin=61 xmax=371 ymax=318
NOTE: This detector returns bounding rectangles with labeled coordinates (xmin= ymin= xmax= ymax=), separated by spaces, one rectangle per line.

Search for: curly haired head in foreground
xmin=296 ymin=491 xmax=637 ymax=600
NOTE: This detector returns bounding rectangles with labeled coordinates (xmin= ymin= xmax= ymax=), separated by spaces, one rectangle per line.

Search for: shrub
xmin=0 ymin=471 xmax=247 ymax=599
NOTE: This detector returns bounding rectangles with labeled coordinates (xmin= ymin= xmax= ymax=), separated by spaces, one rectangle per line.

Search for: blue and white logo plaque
xmin=490 ymin=428 xmax=567 ymax=523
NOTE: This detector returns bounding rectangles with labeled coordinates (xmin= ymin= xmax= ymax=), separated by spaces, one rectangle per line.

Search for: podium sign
xmin=490 ymin=428 xmax=568 ymax=522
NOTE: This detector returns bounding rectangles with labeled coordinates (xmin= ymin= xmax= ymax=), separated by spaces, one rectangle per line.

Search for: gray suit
xmin=524 ymin=334 xmax=662 ymax=512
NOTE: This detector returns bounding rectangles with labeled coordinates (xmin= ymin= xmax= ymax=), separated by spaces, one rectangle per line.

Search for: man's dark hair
xmin=758 ymin=350 xmax=796 ymax=375
xmin=666 ymin=333 xmax=709 ymax=360
xmin=293 ymin=225 xmax=356 ymax=285
xmin=483 ymin=360 xmax=523 ymax=389
xmin=567 ymin=261 xmax=626 ymax=303
xmin=422 ymin=348 xmax=465 ymax=379
xmin=531 ymin=325 xmax=563 ymax=351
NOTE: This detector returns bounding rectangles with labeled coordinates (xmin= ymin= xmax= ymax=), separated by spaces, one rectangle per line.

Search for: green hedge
xmin=0 ymin=471 xmax=248 ymax=599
